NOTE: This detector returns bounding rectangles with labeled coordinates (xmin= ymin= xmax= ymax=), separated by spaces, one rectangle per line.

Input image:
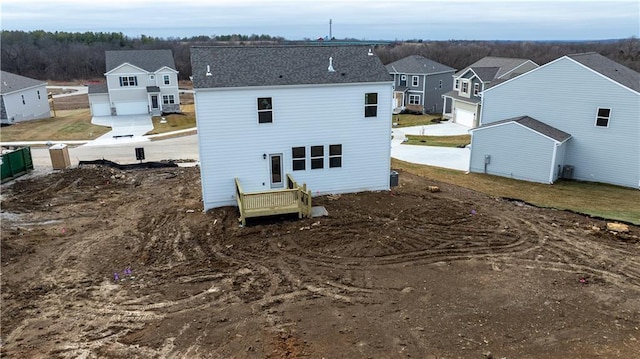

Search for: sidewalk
xmin=391 ymin=122 xmax=471 ymax=171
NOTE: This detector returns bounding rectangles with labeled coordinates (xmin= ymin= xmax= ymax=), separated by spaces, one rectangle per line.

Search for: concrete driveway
xmin=88 ymin=115 xmax=154 ymax=146
xmin=391 ymin=122 xmax=471 ymax=171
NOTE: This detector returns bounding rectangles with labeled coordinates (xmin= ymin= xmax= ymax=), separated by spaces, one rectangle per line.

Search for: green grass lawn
xmin=392 ymin=158 xmax=640 ymax=225
xmin=404 ymin=134 xmax=471 ymax=147
xmin=0 ymin=109 xmax=111 ymax=141
xmin=0 ymin=109 xmax=197 ymax=142
xmin=146 ymin=112 xmax=197 ymax=135
xmin=392 ymin=114 xmax=444 ymax=127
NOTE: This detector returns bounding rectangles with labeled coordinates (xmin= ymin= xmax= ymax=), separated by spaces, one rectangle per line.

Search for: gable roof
xmin=457 ymin=56 xmax=537 ymax=81
xmin=105 ymin=49 xmax=176 ymax=73
xmin=568 ymin=52 xmax=640 ymax=93
xmin=386 ymin=55 xmax=455 ymax=75
xmin=191 ymin=45 xmax=392 ymax=89
xmin=473 ymin=115 xmax=571 ymax=143
xmin=1 ymin=71 xmax=46 ymax=94
xmin=468 ymin=67 xmax=500 ymax=82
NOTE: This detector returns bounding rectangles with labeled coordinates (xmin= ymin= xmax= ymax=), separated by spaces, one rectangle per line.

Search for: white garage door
xmin=116 ymin=102 xmax=148 ymax=115
xmin=91 ymin=103 xmax=111 ymax=117
xmin=455 ymin=108 xmax=475 ymax=128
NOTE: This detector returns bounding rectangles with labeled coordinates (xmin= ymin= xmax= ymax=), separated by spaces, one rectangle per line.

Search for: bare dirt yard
xmin=1 ymin=166 xmax=639 ymax=358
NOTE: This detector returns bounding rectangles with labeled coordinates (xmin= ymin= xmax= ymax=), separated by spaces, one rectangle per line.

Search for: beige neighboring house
xmin=442 ymin=57 xmax=538 ymax=128
xmin=88 ymin=49 xmax=180 ymax=117
xmin=1 ymin=71 xmax=51 ymax=124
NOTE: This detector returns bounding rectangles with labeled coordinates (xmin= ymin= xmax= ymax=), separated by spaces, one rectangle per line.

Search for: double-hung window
xmin=311 ymin=146 xmax=324 ymax=169
xmin=163 ymin=75 xmax=170 ymax=85
xmin=292 ymin=147 xmax=306 ymax=171
xmin=461 ymin=81 xmax=469 ymax=94
xmin=408 ymin=94 xmax=421 ymax=105
xmin=364 ymin=93 xmax=378 ymax=117
xmin=595 ymin=108 xmax=611 ymax=127
xmin=473 ymin=83 xmax=480 ymax=96
xmin=412 ymin=76 xmax=419 ymax=87
xmin=120 ymin=76 xmax=137 ymax=87
xmin=162 ymin=95 xmax=175 ymax=104
xmin=454 ymin=79 xmax=460 ymax=90
xmin=257 ymin=97 xmax=273 ymax=123
xmin=329 ymin=144 xmax=342 ymax=168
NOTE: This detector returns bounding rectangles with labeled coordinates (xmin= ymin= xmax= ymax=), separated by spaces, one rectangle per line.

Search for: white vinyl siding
xmin=0 ymin=84 xmax=51 ymax=123
xmin=196 ymin=83 xmax=393 ymax=210
xmin=481 ymin=57 xmax=639 ymax=188
xmin=470 ymin=123 xmax=559 ymax=184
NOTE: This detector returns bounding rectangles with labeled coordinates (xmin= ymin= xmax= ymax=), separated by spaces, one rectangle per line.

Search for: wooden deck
xmin=235 ymin=174 xmax=312 ymax=225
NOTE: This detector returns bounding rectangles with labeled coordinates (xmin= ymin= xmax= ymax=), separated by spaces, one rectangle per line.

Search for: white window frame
xmin=292 ymin=146 xmax=306 ymax=171
xmin=408 ymin=94 xmax=421 ymax=105
xmin=163 ymin=75 xmax=170 ymax=85
xmin=162 ymin=95 xmax=175 ymax=104
xmin=439 ymin=80 xmax=442 ymax=89
xmin=329 ymin=144 xmax=342 ymax=168
xmin=257 ymin=97 xmax=273 ymax=123
xmin=119 ymin=76 xmax=138 ymax=87
xmin=473 ymin=83 xmax=480 ymax=96
xmin=595 ymin=107 xmax=611 ymax=128
xmin=364 ymin=93 xmax=378 ymax=118
xmin=412 ymin=76 xmax=419 ymax=87
xmin=310 ymin=145 xmax=324 ymax=169
xmin=461 ymin=80 xmax=469 ymax=94
xmin=454 ymin=79 xmax=460 ymax=90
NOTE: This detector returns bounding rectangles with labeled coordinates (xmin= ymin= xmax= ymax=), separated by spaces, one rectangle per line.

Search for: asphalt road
xmin=29 ymin=135 xmax=199 ymax=168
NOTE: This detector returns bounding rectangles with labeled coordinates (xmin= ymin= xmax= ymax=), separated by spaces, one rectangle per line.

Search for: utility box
xmin=49 ymin=144 xmax=71 ymax=170
xmin=562 ymin=165 xmax=574 ymax=179
xmin=390 ymin=170 xmax=399 ymax=187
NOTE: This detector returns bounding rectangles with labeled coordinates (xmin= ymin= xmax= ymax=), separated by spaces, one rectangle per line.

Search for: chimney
xmin=328 ymin=57 xmax=335 ymax=72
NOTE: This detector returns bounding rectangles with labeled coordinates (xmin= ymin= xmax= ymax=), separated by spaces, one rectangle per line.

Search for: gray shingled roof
xmin=456 ymin=56 xmax=535 ymax=79
xmin=88 ymin=83 xmax=108 ymax=94
xmin=1 ymin=71 xmax=46 ymax=94
xmin=568 ymin=52 xmax=640 ymax=93
xmin=386 ymin=55 xmax=455 ymax=75
xmin=476 ymin=116 xmax=571 ymax=142
xmin=469 ymin=67 xmax=500 ymax=82
xmin=191 ymin=45 xmax=392 ymax=89
xmin=105 ymin=49 xmax=176 ymax=73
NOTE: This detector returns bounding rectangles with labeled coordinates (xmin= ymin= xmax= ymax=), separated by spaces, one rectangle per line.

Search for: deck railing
xmin=235 ymin=174 xmax=312 ymax=225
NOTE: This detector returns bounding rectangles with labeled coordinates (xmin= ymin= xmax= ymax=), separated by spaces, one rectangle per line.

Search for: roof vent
xmin=368 ymin=48 xmax=374 ymax=56
xmin=328 ymin=57 xmax=335 ymax=72
xmin=206 ymin=65 xmax=212 ymax=77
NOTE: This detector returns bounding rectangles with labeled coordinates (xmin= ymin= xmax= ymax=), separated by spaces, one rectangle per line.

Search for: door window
xmin=270 ymin=154 xmax=283 ymax=188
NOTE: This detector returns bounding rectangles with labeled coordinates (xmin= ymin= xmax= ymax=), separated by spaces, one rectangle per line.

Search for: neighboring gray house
xmin=88 ymin=49 xmax=180 ymax=117
xmin=470 ymin=52 xmax=640 ymax=188
xmin=1 ymin=71 xmax=50 ymax=124
xmin=386 ymin=55 xmax=455 ymax=114
xmin=442 ymin=57 xmax=538 ymax=127
xmin=191 ymin=45 xmax=393 ymax=211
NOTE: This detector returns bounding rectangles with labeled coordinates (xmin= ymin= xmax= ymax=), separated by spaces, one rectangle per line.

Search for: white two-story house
xmin=469 ymin=52 xmax=639 ymax=188
xmin=88 ymin=49 xmax=180 ymax=117
xmin=1 ymin=71 xmax=50 ymax=124
xmin=442 ymin=57 xmax=538 ymax=128
xmin=191 ymin=45 xmax=394 ymax=211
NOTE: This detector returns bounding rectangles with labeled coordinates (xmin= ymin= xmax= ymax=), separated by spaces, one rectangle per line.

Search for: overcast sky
xmin=2 ymin=0 xmax=638 ymax=41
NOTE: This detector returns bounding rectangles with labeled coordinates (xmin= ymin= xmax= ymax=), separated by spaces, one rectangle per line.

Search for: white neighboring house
xmin=88 ymin=49 xmax=180 ymax=117
xmin=1 ymin=71 xmax=50 ymax=124
xmin=471 ymin=52 xmax=640 ymax=188
xmin=191 ymin=45 xmax=394 ymax=211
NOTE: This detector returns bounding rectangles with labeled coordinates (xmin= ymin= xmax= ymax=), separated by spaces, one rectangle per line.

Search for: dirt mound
xmin=2 ymin=166 xmax=639 ymax=358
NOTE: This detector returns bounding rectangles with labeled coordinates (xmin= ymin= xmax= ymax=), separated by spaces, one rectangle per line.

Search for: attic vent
xmin=368 ymin=48 xmax=374 ymax=56
xmin=328 ymin=57 xmax=335 ymax=72
xmin=206 ymin=65 xmax=212 ymax=77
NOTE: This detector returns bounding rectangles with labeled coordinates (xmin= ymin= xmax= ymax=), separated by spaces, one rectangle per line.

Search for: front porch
xmin=235 ymin=174 xmax=312 ymax=226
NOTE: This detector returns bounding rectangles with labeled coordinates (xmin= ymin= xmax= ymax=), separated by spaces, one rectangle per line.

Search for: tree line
xmin=1 ymin=30 xmax=638 ymax=82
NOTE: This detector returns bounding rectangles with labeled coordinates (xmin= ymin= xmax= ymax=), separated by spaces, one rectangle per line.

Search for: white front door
xmin=269 ymin=154 xmax=283 ymax=188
